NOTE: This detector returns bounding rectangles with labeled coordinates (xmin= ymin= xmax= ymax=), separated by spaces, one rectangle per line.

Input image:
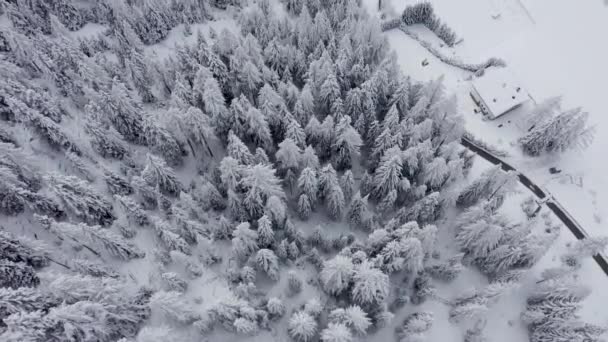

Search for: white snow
xmin=67 ymin=23 xmax=107 ymax=40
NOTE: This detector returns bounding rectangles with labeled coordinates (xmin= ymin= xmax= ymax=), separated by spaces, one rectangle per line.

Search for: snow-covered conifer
xmin=321 ymin=322 xmax=352 ymax=342
xmin=399 ymin=192 xmax=443 ymax=225
xmin=153 ymin=219 xmax=191 ymax=255
xmin=396 ymin=312 xmax=434 ymax=342
xmin=298 ymin=194 xmax=312 ymax=219
xmin=289 ymin=311 xmax=317 ymax=342
xmin=256 ymin=249 xmax=279 ymax=281
xmin=372 ymin=146 xmax=403 ymax=200
xmin=257 ymin=215 xmax=274 ymax=248
xmin=0 ymin=230 xmax=48 ymax=269
xmin=241 ymin=164 xmax=285 ymax=219
xmin=0 ymin=261 xmax=39 ymax=289
xmin=342 ymin=306 xmax=372 ymax=335
xmin=149 ymin=291 xmax=200 ymax=324
xmin=287 ymin=270 xmax=303 ymax=295
xmin=46 ymin=173 xmax=114 ymax=226
xmin=276 ymin=138 xmax=301 ymax=172
xmin=254 ymin=147 xmax=270 ymax=164
xmin=288 ymin=241 xmax=301 ymax=260
xmin=115 ymin=195 xmax=149 ymax=226
xmin=227 ymin=131 xmax=254 ymax=165
xmin=286 ymin=118 xmax=307 ymax=148
xmin=352 ymin=261 xmax=389 ymax=307
xmin=333 ymin=117 xmax=362 ymax=170
xmin=266 ymin=297 xmax=285 ymax=318
xmin=143 ymin=115 xmax=185 ymax=167
xmin=234 ymin=317 xmax=259 ymax=335
xmin=177 ymin=107 xmax=216 ymax=157
xmin=378 ymin=189 xmax=397 ymax=213
xmin=321 ymin=255 xmax=354 ymax=295
xmin=327 ymin=184 xmax=345 ymax=220
xmin=265 ymin=195 xmax=287 ymax=226
xmin=244 ymin=106 xmax=273 ymax=149
xmin=305 ymin=116 xmax=322 ymax=146
xmin=141 ymin=154 xmax=182 ymax=196
xmin=103 ymin=169 xmax=132 ymax=196
xmin=46 ymin=219 xmax=144 ymax=260
xmin=346 ymin=192 xmax=369 ymax=230
xmin=298 ymin=167 xmax=319 ymax=203
xmin=456 ymin=166 xmax=517 ymax=208
xmin=519 ymin=107 xmax=594 ymax=156
xmin=232 ymin=222 xmax=259 ymax=260
xmin=220 ymin=156 xmax=242 ymax=191
xmin=340 ymin=170 xmax=354 ymax=201
xmin=92 ymin=78 xmax=145 ymax=144
xmin=425 ymin=254 xmax=464 ymax=282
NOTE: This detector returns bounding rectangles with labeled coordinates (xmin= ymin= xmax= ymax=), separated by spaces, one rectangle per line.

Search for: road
xmin=461 ymin=137 xmax=608 ymax=276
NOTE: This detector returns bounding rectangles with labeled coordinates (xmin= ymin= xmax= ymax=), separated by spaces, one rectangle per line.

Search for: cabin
xmin=470 ymin=68 xmax=530 ymax=119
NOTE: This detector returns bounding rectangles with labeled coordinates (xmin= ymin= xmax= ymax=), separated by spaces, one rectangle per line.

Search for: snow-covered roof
xmin=471 ymin=68 xmax=530 ymax=118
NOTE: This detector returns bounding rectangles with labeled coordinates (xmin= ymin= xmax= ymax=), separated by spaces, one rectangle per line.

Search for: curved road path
xmin=461 ymin=137 xmax=608 ymax=276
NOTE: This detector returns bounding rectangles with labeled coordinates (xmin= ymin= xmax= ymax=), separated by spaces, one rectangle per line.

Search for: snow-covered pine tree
xmin=46 ymin=173 xmax=115 ymax=226
xmin=0 ymin=228 xmax=48 ymax=268
xmin=351 ymin=261 xmax=389 ymax=308
xmin=141 ymin=154 xmax=182 ymax=196
xmin=321 ymin=255 xmax=354 ymax=296
xmin=103 ymin=169 xmax=133 ymax=196
xmin=523 ymin=277 xmax=605 ymax=342
xmin=227 ymin=131 xmax=255 ymax=165
xmin=255 ymin=248 xmax=279 ymax=281
xmin=332 ymin=117 xmax=362 ymax=170
xmin=276 ymin=138 xmax=301 ymax=172
xmin=220 ymin=156 xmax=243 ymax=192
xmin=298 ymin=194 xmax=312 ymax=219
xmin=149 ymin=290 xmax=201 ymax=325
xmin=288 ymin=311 xmax=317 ymax=342
xmin=519 ymin=107 xmax=594 ymax=156
xmin=241 ymin=164 xmax=285 ymax=220
xmin=346 ymin=192 xmax=369 ymax=230
xmin=266 ymin=297 xmax=285 ymax=319
xmin=0 ymin=260 xmax=39 ymax=289
xmin=456 ymin=165 xmax=518 ymax=208
xmin=114 ymin=195 xmax=149 ymax=226
xmin=298 ymin=167 xmax=319 ymax=203
xmin=320 ymin=322 xmax=353 ymax=342
xmin=340 ymin=170 xmax=354 ymax=202
xmin=327 ymin=184 xmax=345 ymax=220
xmin=372 ymin=146 xmax=403 ymax=200
xmin=244 ymin=106 xmax=273 ymax=150
xmin=91 ymin=77 xmax=146 ymax=144
xmin=43 ymin=218 xmax=145 ymax=260
xmin=396 ymin=312 xmax=434 ymax=342
xmin=175 ymin=106 xmax=216 ymax=158
xmin=398 ymin=192 xmax=443 ymax=225
xmin=232 ymin=222 xmax=259 ymax=261
xmin=257 ymin=215 xmax=274 ymax=248
xmin=152 ymin=218 xmax=191 ymax=255
xmin=525 ymin=96 xmax=562 ymax=130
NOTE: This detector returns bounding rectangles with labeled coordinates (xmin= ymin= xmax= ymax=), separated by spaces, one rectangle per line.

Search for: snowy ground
xmin=376 ymin=0 xmax=608 ymax=239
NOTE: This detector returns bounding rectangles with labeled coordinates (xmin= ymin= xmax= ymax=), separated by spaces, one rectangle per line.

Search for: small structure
xmin=470 ymin=68 xmax=530 ymax=119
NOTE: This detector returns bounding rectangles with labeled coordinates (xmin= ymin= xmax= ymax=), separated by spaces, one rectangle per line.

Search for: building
xmin=470 ymin=68 xmax=531 ymax=119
